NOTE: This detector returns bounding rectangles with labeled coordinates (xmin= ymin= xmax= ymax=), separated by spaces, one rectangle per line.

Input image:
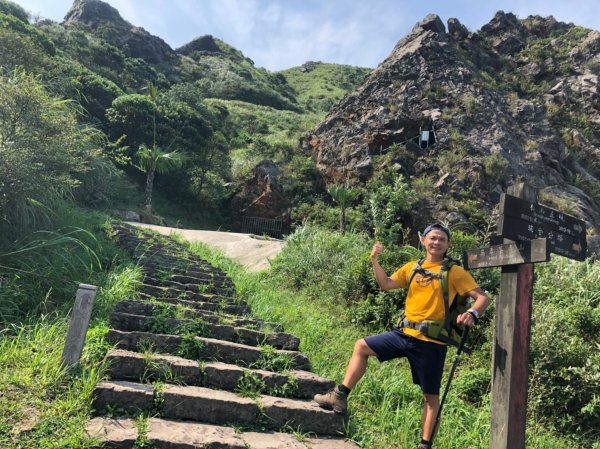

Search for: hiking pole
xmin=429 ymin=326 xmax=470 ymax=447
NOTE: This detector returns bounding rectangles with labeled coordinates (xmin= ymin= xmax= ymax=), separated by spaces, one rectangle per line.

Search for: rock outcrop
xmin=231 ymin=160 xmax=289 ymax=223
xmin=63 ymin=0 xmax=175 ymax=63
xmin=303 ymin=12 xmax=600 ymax=249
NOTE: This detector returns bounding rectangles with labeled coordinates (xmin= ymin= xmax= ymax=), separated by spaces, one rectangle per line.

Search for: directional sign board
xmin=498 ymin=194 xmax=587 ymax=261
xmin=464 ymin=239 xmax=550 ymax=270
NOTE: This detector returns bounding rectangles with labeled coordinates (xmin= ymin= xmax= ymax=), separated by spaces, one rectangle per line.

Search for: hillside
xmin=280 ymin=61 xmax=371 ymax=113
xmin=303 ymin=13 xmax=600 ymax=254
xmin=1 ymin=2 xmax=599 ymax=448
xmin=0 ymin=0 xmax=371 ymax=230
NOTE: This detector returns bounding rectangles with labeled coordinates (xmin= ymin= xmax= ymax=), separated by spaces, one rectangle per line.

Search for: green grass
xmin=0 ymin=255 xmax=142 ymax=447
xmin=187 ymin=234 xmax=598 ymax=449
xmin=1 ymin=212 xmax=597 ymax=448
xmin=279 ymin=63 xmax=370 ymax=113
xmin=0 ymin=318 xmax=103 ymax=448
xmin=0 ymin=203 xmax=143 ymax=448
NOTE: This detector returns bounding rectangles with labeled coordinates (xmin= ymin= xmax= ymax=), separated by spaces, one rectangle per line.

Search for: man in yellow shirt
xmin=314 ymin=224 xmax=491 ymax=449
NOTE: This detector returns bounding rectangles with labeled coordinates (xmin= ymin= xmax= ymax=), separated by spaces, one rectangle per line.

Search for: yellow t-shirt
xmin=390 ymin=260 xmax=479 ymax=344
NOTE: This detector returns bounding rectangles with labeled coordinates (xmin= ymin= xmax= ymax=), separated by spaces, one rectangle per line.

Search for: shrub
xmin=0 ymin=70 xmax=101 ymax=229
xmin=0 ymin=1 xmax=29 ymax=22
xmin=270 ymin=225 xmax=369 ymax=300
xmin=529 ymin=258 xmax=600 ymax=436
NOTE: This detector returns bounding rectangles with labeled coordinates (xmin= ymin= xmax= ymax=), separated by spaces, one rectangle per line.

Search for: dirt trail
xmin=127 ymin=223 xmax=284 ymax=272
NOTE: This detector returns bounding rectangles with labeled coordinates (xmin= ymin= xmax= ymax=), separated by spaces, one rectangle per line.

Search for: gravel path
xmin=126 ymin=223 xmax=284 ymax=272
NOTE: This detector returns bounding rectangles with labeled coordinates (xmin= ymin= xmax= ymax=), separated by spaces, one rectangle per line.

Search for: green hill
xmin=279 ymin=61 xmax=371 ymax=113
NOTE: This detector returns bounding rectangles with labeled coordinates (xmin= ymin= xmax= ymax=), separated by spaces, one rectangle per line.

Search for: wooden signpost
xmin=463 ymin=183 xmax=587 ymax=449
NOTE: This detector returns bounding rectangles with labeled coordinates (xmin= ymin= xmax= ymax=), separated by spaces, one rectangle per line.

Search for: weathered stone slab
xmin=110 ymin=312 xmax=237 ymax=342
xmin=240 ymin=432 xmax=360 ymax=449
xmin=137 ymin=294 xmax=251 ymax=315
xmin=93 ymin=381 xmax=154 ymax=414
xmin=241 ymin=431 xmax=306 ymax=448
xmin=110 ymin=312 xmax=298 ymax=350
xmin=260 ymin=395 xmax=346 ymax=436
xmin=147 ymin=418 xmax=246 ymax=448
xmin=289 ymin=369 xmax=335 ymax=398
xmin=140 ymin=262 xmax=227 ymax=280
xmin=144 ymin=276 xmax=235 ymax=296
xmin=108 ymin=329 xmax=183 ymax=354
xmin=107 ymin=330 xmax=310 ymax=369
xmin=106 ymin=350 xmax=329 ymax=398
xmin=139 ymin=283 xmax=235 ymax=304
xmin=202 ymin=362 xmax=296 ymax=395
xmin=114 ymin=300 xmax=281 ymax=331
xmin=161 ymin=385 xmax=259 ymax=424
xmin=170 ymin=273 xmax=233 ymax=289
xmin=85 ymin=416 xmax=360 ymax=449
xmin=136 ymin=257 xmax=219 ymax=273
xmin=86 ymin=417 xmax=137 ymax=448
xmin=106 ymin=349 xmax=202 ymax=384
xmin=235 ymin=327 xmax=300 ymax=350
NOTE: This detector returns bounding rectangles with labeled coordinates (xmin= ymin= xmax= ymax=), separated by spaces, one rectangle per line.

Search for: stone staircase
xmin=87 ymin=223 xmax=359 ymax=448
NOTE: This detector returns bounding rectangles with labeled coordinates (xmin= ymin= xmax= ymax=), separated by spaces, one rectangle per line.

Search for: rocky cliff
xmin=303 ymin=12 xmax=600 ymax=251
xmin=63 ymin=0 xmax=175 ymax=63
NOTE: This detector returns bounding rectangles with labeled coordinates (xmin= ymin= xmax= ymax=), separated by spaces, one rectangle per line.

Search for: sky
xmin=11 ymin=0 xmax=600 ymax=71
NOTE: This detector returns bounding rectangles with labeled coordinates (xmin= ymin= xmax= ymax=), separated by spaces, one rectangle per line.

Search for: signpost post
xmin=462 ymin=183 xmax=587 ymax=449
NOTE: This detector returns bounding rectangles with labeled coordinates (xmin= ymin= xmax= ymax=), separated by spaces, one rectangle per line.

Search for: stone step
xmin=138 ymin=260 xmax=228 ymax=280
xmin=93 ymin=381 xmax=346 ymax=436
xmin=87 ymin=417 xmax=360 ymax=448
xmin=170 ymin=273 xmax=233 ymax=289
xmin=114 ymin=300 xmax=283 ymax=332
xmin=144 ymin=273 xmax=233 ymax=290
xmin=107 ymin=329 xmax=311 ymax=370
xmin=110 ymin=312 xmax=300 ymax=350
xmin=143 ymin=276 xmax=235 ymax=297
xmin=138 ymin=283 xmax=239 ymax=304
xmin=136 ymin=293 xmax=251 ymax=316
xmin=106 ymin=349 xmax=332 ymax=399
xmin=132 ymin=252 xmax=216 ymax=268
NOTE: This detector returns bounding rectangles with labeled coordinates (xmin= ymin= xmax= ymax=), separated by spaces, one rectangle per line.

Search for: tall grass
xmin=0 ymin=203 xmax=142 ymax=448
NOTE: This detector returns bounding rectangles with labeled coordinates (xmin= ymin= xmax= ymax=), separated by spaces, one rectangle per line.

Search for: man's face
xmin=421 ymin=229 xmax=450 ymax=258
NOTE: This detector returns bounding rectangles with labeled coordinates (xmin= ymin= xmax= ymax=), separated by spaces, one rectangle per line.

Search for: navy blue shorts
xmin=364 ymin=328 xmax=447 ymax=395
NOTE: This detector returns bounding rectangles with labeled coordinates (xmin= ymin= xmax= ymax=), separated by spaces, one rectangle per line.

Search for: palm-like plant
xmin=137 ymin=83 xmax=183 ymax=212
xmin=137 ymin=144 xmax=182 ymax=212
xmin=327 ymin=179 xmax=359 ymax=234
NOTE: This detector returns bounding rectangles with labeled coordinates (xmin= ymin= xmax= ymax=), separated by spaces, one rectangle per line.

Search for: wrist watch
xmin=467 ymin=309 xmax=479 ymax=323
xmin=467 ymin=308 xmax=479 ymax=318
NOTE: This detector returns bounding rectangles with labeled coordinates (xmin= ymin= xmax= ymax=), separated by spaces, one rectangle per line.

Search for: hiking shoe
xmin=416 ymin=444 xmax=431 ymax=449
xmin=314 ymin=387 xmax=348 ymax=414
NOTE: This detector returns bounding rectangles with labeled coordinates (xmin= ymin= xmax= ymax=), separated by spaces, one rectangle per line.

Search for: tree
xmin=137 ymin=144 xmax=182 ymax=211
xmin=327 ymin=179 xmax=358 ymax=234
xmin=105 ymin=93 xmax=155 ymax=157
xmin=135 ymin=83 xmax=184 ymax=212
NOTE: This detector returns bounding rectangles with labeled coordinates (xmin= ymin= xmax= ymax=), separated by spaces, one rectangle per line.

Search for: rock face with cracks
xmin=303 ymin=12 xmax=600 ymax=255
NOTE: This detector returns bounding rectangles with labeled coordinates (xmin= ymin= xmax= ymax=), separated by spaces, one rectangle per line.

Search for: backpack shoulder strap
xmin=440 ymin=257 xmax=459 ymax=332
xmin=407 ymin=258 xmax=425 ymax=287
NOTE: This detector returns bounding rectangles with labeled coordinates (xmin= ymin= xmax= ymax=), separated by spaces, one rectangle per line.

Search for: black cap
xmin=422 ymin=223 xmax=450 ymax=240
